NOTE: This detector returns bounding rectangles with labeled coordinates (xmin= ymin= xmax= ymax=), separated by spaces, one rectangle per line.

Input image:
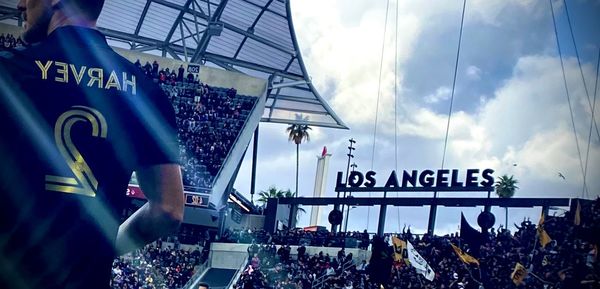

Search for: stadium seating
xmin=230 ymin=199 xmax=600 ymax=289
xmin=0 ymin=33 xmax=22 ymax=49
xmin=111 ymin=244 xmax=203 ymax=289
xmin=107 ymin=197 xmax=599 ymax=288
xmin=150 ymin=62 xmax=257 ymax=194
xmin=221 ymin=228 xmax=370 ymax=250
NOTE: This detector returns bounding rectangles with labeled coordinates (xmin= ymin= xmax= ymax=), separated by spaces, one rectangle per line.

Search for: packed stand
xmin=364 ymin=201 xmax=599 ymax=289
xmin=0 ymin=33 xmax=24 ymax=49
xmin=221 ymin=228 xmax=371 ymax=249
xmin=133 ymin=59 xmax=257 ymax=192
xmin=234 ymin=242 xmax=357 ymax=289
xmin=231 ymin=199 xmax=600 ymax=289
xmin=110 ymin=243 xmax=204 ymax=289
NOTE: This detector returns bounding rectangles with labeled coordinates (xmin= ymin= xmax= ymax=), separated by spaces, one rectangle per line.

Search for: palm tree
xmin=286 ymin=123 xmax=311 ymax=197
xmin=257 ymin=186 xmax=306 ymax=225
xmin=495 ymin=175 xmax=519 ymax=228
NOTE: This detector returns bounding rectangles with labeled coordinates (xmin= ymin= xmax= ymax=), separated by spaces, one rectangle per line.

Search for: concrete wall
xmin=210 ymin=243 xmax=250 ymax=270
xmin=225 ymin=214 xmax=265 ymax=231
xmin=0 ymin=23 xmax=21 ymax=35
xmin=209 ymin=242 xmax=372 ymax=270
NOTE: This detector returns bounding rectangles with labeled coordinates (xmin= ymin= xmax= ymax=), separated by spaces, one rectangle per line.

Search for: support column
xmin=377 ymin=205 xmax=387 ymax=237
xmin=250 ymin=126 xmax=259 ymax=204
xmin=542 ymin=205 xmax=549 ymax=218
xmin=484 ymin=190 xmax=492 ymax=213
xmin=288 ymin=204 xmax=298 ymax=229
xmin=427 ymin=198 xmax=438 ymax=235
xmin=331 ymin=204 xmax=340 ymax=232
xmin=264 ymin=198 xmax=279 ymax=233
xmin=377 ymin=192 xmax=388 ymax=236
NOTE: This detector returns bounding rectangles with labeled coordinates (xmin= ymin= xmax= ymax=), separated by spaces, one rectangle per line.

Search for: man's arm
xmin=116 ymin=164 xmax=184 ymax=255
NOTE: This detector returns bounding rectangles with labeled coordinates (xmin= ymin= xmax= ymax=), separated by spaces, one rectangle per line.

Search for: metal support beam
xmin=192 ymin=0 xmax=229 ymax=62
xmin=204 ymin=53 xmax=303 ymax=80
xmin=164 ymin=0 xmax=194 ymax=44
xmin=378 ymin=204 xmax=387 ymax=236
xmin=233 ymin=0 xmax=275 ymax=59
xmin=134 ymin=0 xmax=152 ymax=36
xmin=276 ymin=197 xmax=571 ymax=207
xmin=250 ymin=126 xmax=259 ymax=204
xmin=427 ymin=202 xmax=438 ymax=235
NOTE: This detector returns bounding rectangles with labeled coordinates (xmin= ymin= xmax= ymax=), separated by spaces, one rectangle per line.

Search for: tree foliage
xmin=495 ymin=174 xmax=519 ymax=198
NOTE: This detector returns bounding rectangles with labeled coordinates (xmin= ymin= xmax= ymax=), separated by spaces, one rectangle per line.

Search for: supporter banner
xmin=511 ymin=263 xmax=528 ymax=285
xmin=406 ymin=241 xmax=435 ymax=281
xmin=450 ymin=243 xmax=479 ymax=266
xmin=392 ymin=237 xmax=408 ymax=263
xmin=537 ymin=213 xmax=552 ymax=248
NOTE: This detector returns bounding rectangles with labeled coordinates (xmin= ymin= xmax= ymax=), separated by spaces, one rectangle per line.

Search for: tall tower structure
xmin=310 ymin=147 xmax=331 ymax=226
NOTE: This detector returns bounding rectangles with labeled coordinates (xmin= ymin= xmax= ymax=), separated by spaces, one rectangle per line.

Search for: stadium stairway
xmin=183 ymin=244 xmax=248 ymax=289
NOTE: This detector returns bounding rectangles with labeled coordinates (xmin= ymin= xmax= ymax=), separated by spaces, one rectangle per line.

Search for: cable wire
xmin=582 ymin=49 xmax=600 ymax=199
xmin=368 ymin=0 xmax=392 ymax=232
xmin=549 ymin=0 xmax=588 ymax=197
xmin=562 ymin=0 xmax=600 ymax=141
xmin=394 ymin=0 xmax=402 ymax=233
xmin=440 ymin=0 xmax=467 ymax=171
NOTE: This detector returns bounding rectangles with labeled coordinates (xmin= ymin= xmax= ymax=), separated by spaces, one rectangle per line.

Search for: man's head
xmin=197 ymin=282 xmax=210 ymax=289
xmin=17 ymin=0 xmax=105 ymax=44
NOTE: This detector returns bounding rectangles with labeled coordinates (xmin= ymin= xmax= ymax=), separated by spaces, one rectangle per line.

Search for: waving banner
xmin=406 ymin=241 xmax=435 ymax=281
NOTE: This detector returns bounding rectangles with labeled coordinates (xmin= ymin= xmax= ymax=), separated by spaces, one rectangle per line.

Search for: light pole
xmin=339 ymin=139 xmax=355 ymax=233
xmin=343 ymin=163 xmax=358 ymax=232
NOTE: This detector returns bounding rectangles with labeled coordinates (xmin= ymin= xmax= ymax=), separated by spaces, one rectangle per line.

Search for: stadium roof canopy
xmin=0 ymin=0 xmax=347 ymax=129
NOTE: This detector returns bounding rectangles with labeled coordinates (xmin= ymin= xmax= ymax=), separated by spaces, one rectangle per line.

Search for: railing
xmin=226 ymin=257 xmax=249 ymax=289
xmin=181 ymin=250 xmax=211 ymax=289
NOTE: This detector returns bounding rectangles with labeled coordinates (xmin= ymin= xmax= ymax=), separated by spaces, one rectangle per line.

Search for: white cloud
xmin=466 ymin=65 xmax=482 ymax=80
xmin=424 ymin=86 xmax=451 ymax=103
xmin=233 ymin=1 xmax=600 ymax=233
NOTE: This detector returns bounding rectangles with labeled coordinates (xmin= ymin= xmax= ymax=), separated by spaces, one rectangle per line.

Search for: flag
xmin=510 ymin=263 xmax=528 ymax=285
xmin=537 ymin=212 xmax=552 ymax=248
xmin=392 ymin=237 xmax=408 ymax=263
xmin=406 ymin=241 xmax=435 ymax=281
xmin=450 ymin=243 xmax=479 ymax=265
xmin=574 ymin=200 xmax=581 ymax=226
xmin=460 ymin=213 xmax=483 ymax=256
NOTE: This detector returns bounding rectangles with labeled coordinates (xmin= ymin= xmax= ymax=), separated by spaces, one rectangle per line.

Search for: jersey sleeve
xmin=127 ymin=78 xmax=180 ymax=169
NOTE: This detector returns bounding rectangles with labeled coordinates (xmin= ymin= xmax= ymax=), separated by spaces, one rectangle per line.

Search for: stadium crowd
xmin=221 ymin=228 xmax=371 ymax=249
xmin=232 ymin=199 xmax=599 ymax=289
xmin=234 ymin=242 xmax=357 ymax=289
xmin=132 ymin=60 xmax=256 ymax=191
xmin=0 ymin=33 xmax=23 ymax=49
xmin=110 ymin=243 xmax=204 ymax=289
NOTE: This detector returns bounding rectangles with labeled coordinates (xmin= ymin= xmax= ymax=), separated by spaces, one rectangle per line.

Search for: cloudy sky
xmin=234 ymin=0 xmax=600 ymax=234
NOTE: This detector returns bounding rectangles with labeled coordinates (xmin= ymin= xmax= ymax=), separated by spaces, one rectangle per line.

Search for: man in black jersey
xmin=0 ymin=1 xmax=185 ymax=288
